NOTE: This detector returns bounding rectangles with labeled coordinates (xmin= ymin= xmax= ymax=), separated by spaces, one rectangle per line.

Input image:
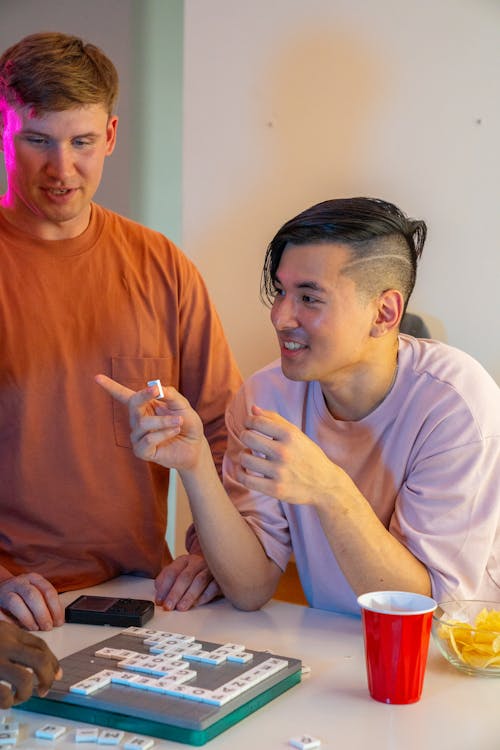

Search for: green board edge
xmin=18 ymin=670 xmax=301 ymax=746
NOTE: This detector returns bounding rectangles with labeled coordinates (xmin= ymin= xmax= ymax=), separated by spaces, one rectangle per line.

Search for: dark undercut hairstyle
xmin=261 ymin=197 xmax=427 ymax=314
xmin=0 ymin=32 xmax=119 ymax=116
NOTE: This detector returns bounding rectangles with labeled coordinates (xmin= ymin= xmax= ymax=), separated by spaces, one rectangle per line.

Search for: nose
xmin=271 ymin=294 xmax=298 ymax=331
xmin=45 ymin=143 xmax=75 ymax=182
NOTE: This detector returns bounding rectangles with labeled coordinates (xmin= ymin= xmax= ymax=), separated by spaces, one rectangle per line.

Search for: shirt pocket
xmin=111 ymin=356 xmax=175 ymax=448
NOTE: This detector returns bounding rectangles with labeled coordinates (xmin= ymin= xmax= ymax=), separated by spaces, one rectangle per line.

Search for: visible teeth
xmin=284 ymin=341 xmax=304 ymax=350
xmin=49 ymin=189 xmax=69 ymax=194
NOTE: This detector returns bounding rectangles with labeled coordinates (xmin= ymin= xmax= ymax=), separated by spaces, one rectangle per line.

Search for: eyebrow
xmin=21 ymin=127 xmax=98 ymax=139
xmin=274 ymin=275 xmax=328 ymax=293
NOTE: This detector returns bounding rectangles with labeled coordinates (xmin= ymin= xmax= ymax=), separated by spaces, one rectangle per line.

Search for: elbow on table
xmin=222 ymin=580 xmax=276 ymax=612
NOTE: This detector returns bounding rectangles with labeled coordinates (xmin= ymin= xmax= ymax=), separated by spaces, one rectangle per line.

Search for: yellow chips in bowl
xmin=437 ymin=607 xmax=500 ymax=669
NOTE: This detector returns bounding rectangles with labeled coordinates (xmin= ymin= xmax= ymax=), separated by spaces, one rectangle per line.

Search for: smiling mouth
xmin=283 ymin=341 xmax=307 ymax=351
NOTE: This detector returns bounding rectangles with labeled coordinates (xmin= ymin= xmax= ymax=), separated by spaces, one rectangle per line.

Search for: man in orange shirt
xmin=0 ymin=32 xmax=241 ymax=630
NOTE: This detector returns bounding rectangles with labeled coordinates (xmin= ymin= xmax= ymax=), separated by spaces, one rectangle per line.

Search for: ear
xmin=370 ymin=289 xmax=404 ymax=338
xmin=105 ymin=114 xmax=118 ymax=156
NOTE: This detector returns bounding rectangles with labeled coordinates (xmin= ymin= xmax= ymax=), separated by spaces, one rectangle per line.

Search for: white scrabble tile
xmin=120 ymin=627 xmax=146 ymax=637
xmin=1 ymin=725 xmax=18 ymax=736
xmin=120 ymin=675 xmax=158 ymax=691
xmin=117 ymin=657 xmax=171 ymax=676
xmin=98 ymin=730 xmax=124 ymax=745
xmin=147 ymin=379 xmax=164 ymax=399
xmin=110 ymin=670 xmax=141 ymax=686
xmin=180 ymin=642 xmax=202 ymax=653
xmin=143 ymin=632 xmax=194 ymax=645
xmin=188 ymin=649 xmax=227 ymax=665
xmin=155 ymin=669 xmax=198 ymax=698
xmin=0 ymin=731 xmax=17 ymax=745
xmin=70 ymin=670 xmax=115 ymax=695
xmin=211 ymin=678 xmax=248 ymax=698
xmin=288 ymin=736 xmax=321 ymax=750
xmin=222 ymin=657 xmax=288 ymax=692
xmin=75 ymin=727 xmax=99 ymax=743
xmin=95 ymin=648 xmax=140 ymax=661
xmin=35 ymin=724 xmax=67 ymax=740
xmin=206 ymin=686 xmax=242 ymax=706
xmin=219 ymin=643 xmax=246 ymax=653
xmin=227 ymin=651 xmax=253 ymax=664
xmin=159 ymin=683 xmax=215 ymax=703
xmin=122 ymin=628 xmax=162 ymax=639
xmin=123 ymin=738 xmax=154 ymax=750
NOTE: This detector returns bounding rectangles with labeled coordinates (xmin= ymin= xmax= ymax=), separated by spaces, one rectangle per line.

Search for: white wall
xmin=182 ymin=0 xmax=500 ymax=384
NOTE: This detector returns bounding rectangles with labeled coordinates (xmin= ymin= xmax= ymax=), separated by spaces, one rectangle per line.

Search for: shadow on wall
xmin=186 ymin=24 xmax=440 ymax=377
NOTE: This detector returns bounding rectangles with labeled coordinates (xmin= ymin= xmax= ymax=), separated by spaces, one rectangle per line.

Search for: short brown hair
xmin=0 ymin=32 xmax=119 ymax=115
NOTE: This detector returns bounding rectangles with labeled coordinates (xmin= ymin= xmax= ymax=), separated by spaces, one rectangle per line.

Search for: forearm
xmin=179 ymin=442 xmax=280 ymax=610
xmin=316 ymin=475 xmax=431 ymax=596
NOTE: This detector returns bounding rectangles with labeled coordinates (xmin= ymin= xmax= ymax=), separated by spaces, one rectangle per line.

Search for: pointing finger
xmin=95 ymin=374 xmax=135 ymax=404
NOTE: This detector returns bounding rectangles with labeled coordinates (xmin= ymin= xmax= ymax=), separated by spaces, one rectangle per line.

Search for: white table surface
xmin=5 ymin=576 xmax=499 ymax=750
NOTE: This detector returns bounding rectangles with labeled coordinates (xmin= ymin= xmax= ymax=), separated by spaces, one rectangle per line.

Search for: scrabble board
xmin=19 ymin=627 xmax=302 ymax=746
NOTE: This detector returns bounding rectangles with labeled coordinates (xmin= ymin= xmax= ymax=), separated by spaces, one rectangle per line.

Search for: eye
xmin=72 ymin=138 xmax=92 ymax=148
xmin=301 ymin=294 xmax=320 ymax=305
xmin=271 ymin=285 xmax=285 ymax=298
xmin=25 ymin=135 xmax=48 ymax=145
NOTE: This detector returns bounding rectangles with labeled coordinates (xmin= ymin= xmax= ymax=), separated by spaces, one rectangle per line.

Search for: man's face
xmin=270 ymin=242 xmax=378 ymax=391
xmin=0 ymin=102 xmax=117 ymax=239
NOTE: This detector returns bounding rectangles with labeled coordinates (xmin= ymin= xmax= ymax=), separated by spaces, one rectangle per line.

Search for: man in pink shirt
xmin=99 ymin=197 xmax=500 ymax=613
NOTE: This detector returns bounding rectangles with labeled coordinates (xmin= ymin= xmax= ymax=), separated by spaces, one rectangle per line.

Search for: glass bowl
xmin=432 ymin=600 xmax=500 ymax=677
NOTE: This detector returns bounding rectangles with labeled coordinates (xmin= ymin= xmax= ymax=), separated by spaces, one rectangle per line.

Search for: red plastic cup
xmin=357 ymin=591 xmax=437 ymax=704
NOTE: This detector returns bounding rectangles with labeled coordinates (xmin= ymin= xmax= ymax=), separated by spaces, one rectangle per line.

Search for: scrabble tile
xmin=35 ymin=724 xmax=66 ymax=740
xmin=187 ymin=649 xmax=227 ymax=665
xmin=180 ymin=642 xmax=202 ymax=653
xmin=214 ymin=677 xmax=250 ymax=698
xmin=147 ymin=379 xmax=164 ymax=399
xmin=98 ymin=730 xmax=124 ymax=745
xmin=120 ymin=627 xmax=146 ymax=637
xmin=143 ymin=632 xmax=194 ymax=645
xmin=0 ymin=725 xmax=18 ymax=736
xmin=155 ymin=670 xmax=197 ymax=690
xmin=110 ymin=670 xmax=142 ymax=686
xmin=123 ymin=655 xmax=182 ymax=676
xmin=0 ymin=731 xmax=17 ymax=746
xmin=118 ymin=675 xmax=158 ymax=691
xmin=219 ymin=643 xmax=246 ymax=653
xmin=95 ymin=648 xmax=140 ymax=661
xmin=123 ymin=738 xmax=154 ymax=750
xmin=180 ymin=686 xmax=221 ymax=704
xmin=75 ymin=727 xmax=99 ymax=743
xmin=227 ymin=651 xmax=253 ymax=664
xmin=70 ymin=670 xmax=115 ymax=695
xmin=121 ymin=628 xmax=162 ymax=639
xmin=288 ymin=736 xmax=321 ymax=750
xmin=206 ymin=686 xmax=242 ymax=706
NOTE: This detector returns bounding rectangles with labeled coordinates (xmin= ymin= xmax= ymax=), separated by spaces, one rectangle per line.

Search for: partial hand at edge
xmin=0 ymin=573 xmax=64 ymax=631
xmin=0 ymin=621 xmax=62 ymax=708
